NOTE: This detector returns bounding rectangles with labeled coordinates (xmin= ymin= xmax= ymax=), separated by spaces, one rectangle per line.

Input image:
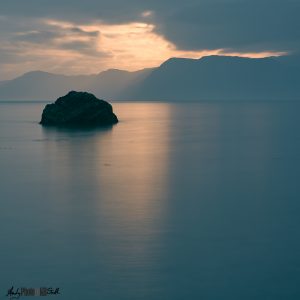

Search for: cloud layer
xmin=0 ymin=0 xmax=298 ymax=80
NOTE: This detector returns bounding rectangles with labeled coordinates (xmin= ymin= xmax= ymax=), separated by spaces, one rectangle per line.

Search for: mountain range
xmin=1 ymin=55 xmax=300 ymax=101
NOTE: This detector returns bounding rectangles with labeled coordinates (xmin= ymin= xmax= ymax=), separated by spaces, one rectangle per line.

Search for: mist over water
xmin=1 ymin=101 xmax=300 ymax=299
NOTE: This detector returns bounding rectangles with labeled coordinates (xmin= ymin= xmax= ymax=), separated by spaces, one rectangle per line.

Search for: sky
xmin=0 ymin=0 xmax=299 ymax=80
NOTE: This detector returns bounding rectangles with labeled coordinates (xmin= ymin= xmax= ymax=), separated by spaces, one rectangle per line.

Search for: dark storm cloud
xmin=153 ymin=0 xmax=300 ymax=53
xmin=0 ymin=0 xmax=146 ymax=23
xmin=0 ymin=0 xmax=299 ymax=53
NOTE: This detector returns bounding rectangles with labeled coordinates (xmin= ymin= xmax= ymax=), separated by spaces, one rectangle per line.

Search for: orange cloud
xmin=1 ymin=18 xmax=286 ymax=80
xmin=43 ymin=19 xmax=285 ymax=75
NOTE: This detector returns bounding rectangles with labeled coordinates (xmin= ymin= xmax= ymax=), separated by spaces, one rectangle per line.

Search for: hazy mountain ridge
xmin=1 ymin=55 xmax=300 ymax=101
xmin=0 ymin=68 xmax=153 ymax=101
xmin=129 ymin=55 xmax=300 ymax=101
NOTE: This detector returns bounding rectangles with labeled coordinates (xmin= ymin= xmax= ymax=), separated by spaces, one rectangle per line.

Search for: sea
xmin=1 ymin=101 xmax=300 ymax=299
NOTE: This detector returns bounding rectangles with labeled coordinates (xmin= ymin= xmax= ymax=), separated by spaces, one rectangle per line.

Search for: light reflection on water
xmin=0 ymin=101 xmax=300 ymax=299
xmin=39 ymin=103 xmax=171 ymax=298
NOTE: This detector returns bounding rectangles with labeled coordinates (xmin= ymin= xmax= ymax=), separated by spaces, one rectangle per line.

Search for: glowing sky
xmin=0 ymin=0 xmax=298 ymax=80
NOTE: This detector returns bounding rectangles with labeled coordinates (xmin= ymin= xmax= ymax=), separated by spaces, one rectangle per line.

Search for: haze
xmin=1 ymin=0 xmax=298 ymax=80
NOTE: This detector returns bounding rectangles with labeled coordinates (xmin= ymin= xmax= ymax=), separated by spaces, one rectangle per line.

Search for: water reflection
xmin=2 ymin=101 xmax=300 ymax=299
xmin=40 ymin=103 xmax=171 ymax=298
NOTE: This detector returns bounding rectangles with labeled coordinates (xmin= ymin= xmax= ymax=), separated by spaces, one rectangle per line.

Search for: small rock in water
xmin=40 ymin=91 xmax=118 ymax=127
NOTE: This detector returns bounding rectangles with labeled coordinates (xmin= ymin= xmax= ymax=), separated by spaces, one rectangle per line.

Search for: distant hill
xmin=129 ymin=55 xmax=300 ymax=101
xmin=87 ymin=68 xmax=152 ymax=100
xmin=0 ymin=55 xmax=300 ymax=101
xmin=0 ymin=71 xmax=88 ymax=100
xmin=0 ymin=69 xmax=152 ymax=101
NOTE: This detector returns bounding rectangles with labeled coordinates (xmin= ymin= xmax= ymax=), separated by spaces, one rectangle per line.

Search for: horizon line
xmin=2 ymin=53 xmax=289 ymax=81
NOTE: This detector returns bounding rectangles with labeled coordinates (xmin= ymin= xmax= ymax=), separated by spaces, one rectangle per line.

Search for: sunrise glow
xmin=43 ymin=19 xmax=285 ymax=74
xmin=1 ymin=18 xmax=286 ymax=80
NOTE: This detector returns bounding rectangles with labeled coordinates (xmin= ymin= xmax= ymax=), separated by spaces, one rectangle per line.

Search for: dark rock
xmin=40 ymin=91 xmax=118 ymax=127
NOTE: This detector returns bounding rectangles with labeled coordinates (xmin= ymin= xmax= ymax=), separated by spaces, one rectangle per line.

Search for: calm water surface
xmin=0 ymin=101 xmax=300 ymax=299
